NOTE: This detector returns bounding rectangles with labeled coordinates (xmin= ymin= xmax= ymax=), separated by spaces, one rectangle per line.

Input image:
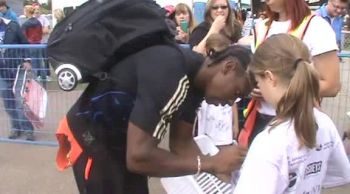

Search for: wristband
xmin=195 ymin=155 xmax=201 ymax=176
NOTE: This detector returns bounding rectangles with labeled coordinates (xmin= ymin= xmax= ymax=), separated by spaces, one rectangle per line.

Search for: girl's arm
xmin=312 ymin=51 xmax=341 ymax=97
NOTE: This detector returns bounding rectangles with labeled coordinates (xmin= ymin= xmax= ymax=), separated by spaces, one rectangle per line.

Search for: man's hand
xmin=209 ymin=145 xmax=247 ymax=175
xmin=216 ymin=173 xmax=232 ymax=183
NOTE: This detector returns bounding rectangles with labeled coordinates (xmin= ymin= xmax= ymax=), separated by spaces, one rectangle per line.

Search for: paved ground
xmin=0 ymin=142 xmax=349 ymax=194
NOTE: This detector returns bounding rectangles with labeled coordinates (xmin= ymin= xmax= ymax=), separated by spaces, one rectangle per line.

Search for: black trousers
xmin=248 ymin=112 xmax=274 ymax=147
xmin=73 ymin=148 xmax=149 ymax=194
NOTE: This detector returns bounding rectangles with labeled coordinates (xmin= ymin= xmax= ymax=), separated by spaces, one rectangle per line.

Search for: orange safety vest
xmin=238 ymin=14 xmax=316 ymax=148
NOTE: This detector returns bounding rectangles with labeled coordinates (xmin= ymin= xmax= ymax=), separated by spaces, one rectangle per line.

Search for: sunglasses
xmin=211 ymin=5 xmax=228 ymax=10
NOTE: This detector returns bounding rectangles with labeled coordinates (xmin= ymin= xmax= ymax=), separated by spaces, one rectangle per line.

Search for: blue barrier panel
xmin=0 ymin=44 xmax=46 ymax=49
xmin=339 ymin=51 xmax=350 ymax=58
xmin=193 ymin=2 xmax=206 ymax=24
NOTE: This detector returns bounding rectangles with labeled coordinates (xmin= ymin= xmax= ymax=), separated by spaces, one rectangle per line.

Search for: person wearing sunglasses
xmin=315 ymin=0 xmax=349 ymax=49
xmin=189 ymin=0 xmax=242 ymax=56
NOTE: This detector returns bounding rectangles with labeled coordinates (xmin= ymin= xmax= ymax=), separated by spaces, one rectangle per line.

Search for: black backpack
xmin=48 ymin=0 xmax=173 ymax=90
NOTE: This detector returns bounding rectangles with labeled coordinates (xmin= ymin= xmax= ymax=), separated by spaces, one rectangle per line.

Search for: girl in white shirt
xmin=238 ymin=0 xmax=341 ymax=147
xmin=234 ymin=34 xmax=350 ymax=194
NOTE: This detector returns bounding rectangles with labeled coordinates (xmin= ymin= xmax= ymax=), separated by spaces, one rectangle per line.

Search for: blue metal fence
xmin=0 ymin=44 xmax=82 ymax=146
xmin=0 ymin=44 xmax=349 ymax=147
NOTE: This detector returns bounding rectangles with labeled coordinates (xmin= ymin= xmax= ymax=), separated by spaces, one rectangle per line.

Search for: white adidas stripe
xmin=153 ymin=76 xmax=190 ymax=139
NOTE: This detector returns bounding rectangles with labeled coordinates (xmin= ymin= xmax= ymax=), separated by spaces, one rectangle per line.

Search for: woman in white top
xmin=242 ymin=0 xmax=341 ymax=146
xmin=234 ymin=33 xmax=350 ymax=194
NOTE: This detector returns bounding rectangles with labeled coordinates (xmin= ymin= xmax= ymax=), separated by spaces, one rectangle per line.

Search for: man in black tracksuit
xmin=60 ymin=43 xmax=252 ymax=194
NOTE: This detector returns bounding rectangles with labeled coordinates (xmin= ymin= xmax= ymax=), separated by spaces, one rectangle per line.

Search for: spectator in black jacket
xmin=0 ymin=17 xmax=35 ymax=141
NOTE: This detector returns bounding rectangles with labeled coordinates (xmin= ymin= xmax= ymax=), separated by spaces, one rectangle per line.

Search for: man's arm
xmin=126 ymin=121 xmax=246 ymax=177
xmin=169 ymin=120 xmax=200 ymax=157
xmin=126 ymin=122 xmax=211 ymax=177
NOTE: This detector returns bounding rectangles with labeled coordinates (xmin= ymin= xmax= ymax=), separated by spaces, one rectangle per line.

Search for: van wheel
xmin=57 ymin=68 xmax=78 ymax=91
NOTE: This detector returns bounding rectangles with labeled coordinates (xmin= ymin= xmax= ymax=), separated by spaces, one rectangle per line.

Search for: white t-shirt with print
xmin=233 ymin=108 xmax=350 ymax=194
xmin=256 ymin=16 xmax=338 ymax=115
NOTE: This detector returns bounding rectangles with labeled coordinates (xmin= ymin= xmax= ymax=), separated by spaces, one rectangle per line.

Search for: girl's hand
xmin=250 ymin=88 xmax=263 ymax=100
xmin=175 ymin=26 xmax=189 ymax=43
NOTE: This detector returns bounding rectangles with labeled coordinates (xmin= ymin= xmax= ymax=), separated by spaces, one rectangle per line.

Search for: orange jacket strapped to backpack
xmin=56 ymin=117 xmax=93 ymax=180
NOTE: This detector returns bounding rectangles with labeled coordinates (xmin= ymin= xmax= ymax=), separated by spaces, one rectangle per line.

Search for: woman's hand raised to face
xmin=210 ymin=15 xmax=226 ymax=34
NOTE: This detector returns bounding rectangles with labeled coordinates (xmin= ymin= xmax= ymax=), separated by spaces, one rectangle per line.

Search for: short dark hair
xmin=204 ymin=45 xmax=252 ymax=71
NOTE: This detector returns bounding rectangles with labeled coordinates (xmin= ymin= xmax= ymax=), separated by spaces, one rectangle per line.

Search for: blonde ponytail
xmin=276 ymin=60 xmax=319 ymax=148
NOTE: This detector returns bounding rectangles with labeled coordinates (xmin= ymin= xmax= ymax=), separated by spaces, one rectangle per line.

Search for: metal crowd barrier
xmin=0 ymin=44 xmax=349 ymax=146
xmin=0 ymin=44 xmax=82 ymax=146
xmin=322 ymin=52 xmax=350 ymax=136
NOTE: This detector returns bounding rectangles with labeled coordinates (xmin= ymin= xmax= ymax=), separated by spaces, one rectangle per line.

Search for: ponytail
xmin=274 ymin=60 xmax=319 ymax=148
xmin=250 ymin=34 xmax=320 ymax=149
